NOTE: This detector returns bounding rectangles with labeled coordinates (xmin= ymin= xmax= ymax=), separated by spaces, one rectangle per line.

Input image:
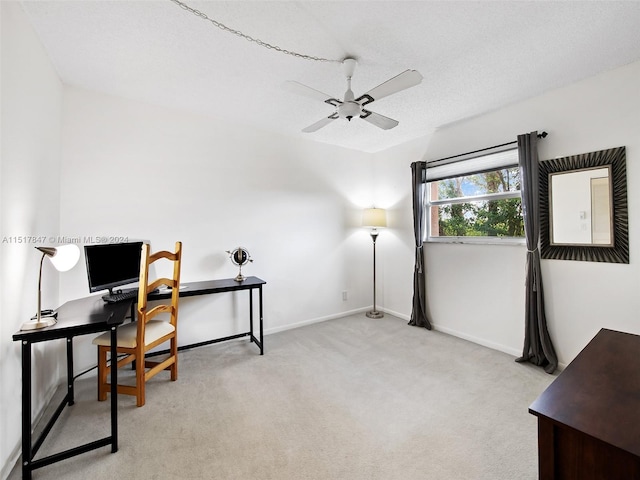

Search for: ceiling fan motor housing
xmin=339 ymin=101 xmax=362 ymax=120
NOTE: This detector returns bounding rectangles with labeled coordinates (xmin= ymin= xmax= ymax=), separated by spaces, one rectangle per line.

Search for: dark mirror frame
xmin=539 ymin=146 xmax=628 ymax=263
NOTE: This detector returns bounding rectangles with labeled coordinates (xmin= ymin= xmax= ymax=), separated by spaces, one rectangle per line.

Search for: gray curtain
xmin=515 ymin=132 xmax=557 ymax=373
xmin=409 ymin=161 xmax=432 ymax=330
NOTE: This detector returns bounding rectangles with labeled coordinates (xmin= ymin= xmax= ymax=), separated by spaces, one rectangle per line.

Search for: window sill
xmin=426 ymin=237 xmax=526 ymax=246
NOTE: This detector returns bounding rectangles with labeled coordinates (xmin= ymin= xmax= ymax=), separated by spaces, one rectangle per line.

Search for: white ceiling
xmin=19 ymin=0 xmax=640 ymax=153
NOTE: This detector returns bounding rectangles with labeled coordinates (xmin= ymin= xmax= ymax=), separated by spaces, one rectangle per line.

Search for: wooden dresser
xmin=529 ymin=328 xmax=640 ymax=479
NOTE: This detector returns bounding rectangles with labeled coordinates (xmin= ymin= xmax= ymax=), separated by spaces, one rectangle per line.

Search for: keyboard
xmin=102 ymin=289 xmax=138 ymax=304
xmin=101 ymin=288 xmax=161 ymax=304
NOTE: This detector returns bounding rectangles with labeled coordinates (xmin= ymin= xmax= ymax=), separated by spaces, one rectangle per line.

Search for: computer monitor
xmin=84 ymin=241 xmax=143 ymax=294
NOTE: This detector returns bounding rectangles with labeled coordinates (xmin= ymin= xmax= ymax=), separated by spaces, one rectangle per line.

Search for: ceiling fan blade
xmin=360 ymin=110 xmax=399 ymax=130
xmin=356 ymin=70 xmax=423 ymax=106
xmin=302 ymin=114 xmax=338 ymax=133
xmin=283 ymin=80 xmax=336 ymax=103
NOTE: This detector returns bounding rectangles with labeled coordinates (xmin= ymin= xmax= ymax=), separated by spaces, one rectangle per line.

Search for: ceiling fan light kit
xmin=286 ymin=57 xmax=423 ymax=132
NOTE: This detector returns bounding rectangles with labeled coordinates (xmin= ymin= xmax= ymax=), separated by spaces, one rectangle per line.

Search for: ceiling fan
xmin=284 ymin=58 xmax=423 ymax=133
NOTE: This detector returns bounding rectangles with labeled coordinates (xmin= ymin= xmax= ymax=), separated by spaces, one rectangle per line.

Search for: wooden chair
xmin=93 ymin=241 xmax=182 ymax=407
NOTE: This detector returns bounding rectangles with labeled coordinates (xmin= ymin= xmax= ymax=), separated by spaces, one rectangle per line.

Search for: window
xmin=425 ymin=147 xmax=524 ymax=243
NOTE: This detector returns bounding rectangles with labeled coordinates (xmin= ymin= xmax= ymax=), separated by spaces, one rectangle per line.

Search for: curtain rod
xmin=425 ymin=131 xmax=548 ymax=166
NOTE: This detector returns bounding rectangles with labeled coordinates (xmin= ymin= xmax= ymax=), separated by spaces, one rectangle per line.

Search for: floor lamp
xmin=363 ymin=208 xmax=386 ymax=319
xmin=21 ymin=244 xmax=80 ymax=331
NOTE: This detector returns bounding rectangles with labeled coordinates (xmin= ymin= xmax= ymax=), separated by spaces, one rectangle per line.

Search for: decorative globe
xmin=230 ymin=248 xmax=249 ymax=266
xmin=226 ymin=247 xmax=252 ymax=282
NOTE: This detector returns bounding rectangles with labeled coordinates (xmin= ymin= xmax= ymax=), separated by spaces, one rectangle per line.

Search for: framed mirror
xmin=539 ymin=146 xmax=628 ymax=263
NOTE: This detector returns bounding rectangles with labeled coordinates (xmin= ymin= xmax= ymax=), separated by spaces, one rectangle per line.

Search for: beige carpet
xmin=9 ymin=314 xmax=554 ymax=480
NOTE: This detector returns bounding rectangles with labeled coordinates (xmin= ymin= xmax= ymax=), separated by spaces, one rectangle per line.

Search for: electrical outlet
xmin=342 ymin=291 xmax=348 ymax=301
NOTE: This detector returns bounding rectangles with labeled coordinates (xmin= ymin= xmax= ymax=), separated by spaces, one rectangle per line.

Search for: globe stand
xmin=234 ymin=267 xmax=245 ymax=283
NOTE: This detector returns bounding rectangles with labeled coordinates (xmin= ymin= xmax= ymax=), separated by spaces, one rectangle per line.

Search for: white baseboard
xmin=264 ymin=306 xmax=414 ymax=336
xmin=263 ymin=307 xmax=430 ymax=335
xmin=264 ymin=307 xmax=370 ymax=336
xmin=431 ymin=323 xmax=522 ymax=358
xmin=431 ymin=323 xmax=567 ymax=370
xmin=381 ymin=308 xmax=410 ymax=321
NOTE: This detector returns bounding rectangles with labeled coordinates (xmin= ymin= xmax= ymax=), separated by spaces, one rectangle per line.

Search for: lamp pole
xmin=363 ymin=207 xmax=386 ymax=319
xmin=366 ymin=229 xmax=383 ymax=319
xmin=36 ymin=247 xmax=57 ymax=323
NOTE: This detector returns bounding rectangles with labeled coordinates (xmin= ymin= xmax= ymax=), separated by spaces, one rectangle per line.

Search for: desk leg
xmin=249 ymin=290 xmax=254 ymax=342
xmin=21 ymin=340 xmax=33 ymax=480
xmin=66 ymin=337 xmax=75 ymax=406
xmin=259 ymin=285 xmax=264 ymax=355
xmin=110 ymin=325 xmax=118 ymax=452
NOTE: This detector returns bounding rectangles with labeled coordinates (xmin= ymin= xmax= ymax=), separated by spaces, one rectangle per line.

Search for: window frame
xmin=424 ymin=148 xmax=526 ymax=245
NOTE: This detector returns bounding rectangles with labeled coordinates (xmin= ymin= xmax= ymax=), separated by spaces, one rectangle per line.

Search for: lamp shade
xmin=362 ymin=208 xmax=387 ymax=228
xmin=37 ymin=244 xmax=80 ymax=272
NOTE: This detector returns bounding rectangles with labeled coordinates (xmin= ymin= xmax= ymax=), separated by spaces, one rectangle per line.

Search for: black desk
xmin=148 ymin=276 xmax=266 ymax=355
xmin=12 ymin=296 xmax=130 ymax=480
xmin=12 ymin=276 xmax=265 ymax=479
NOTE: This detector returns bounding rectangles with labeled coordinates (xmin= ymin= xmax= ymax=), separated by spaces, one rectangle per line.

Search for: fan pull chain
xmin=169 ymin=0 xmax=342 ymax=63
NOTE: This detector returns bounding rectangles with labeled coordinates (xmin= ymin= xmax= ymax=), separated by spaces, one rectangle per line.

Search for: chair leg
xmin=170 ymin=337 xmax=178 ymax=381
xmin=97 ymin=346 xmax=108 ymax=401
xmin=136 ymin=350 xmax=145 ymax=407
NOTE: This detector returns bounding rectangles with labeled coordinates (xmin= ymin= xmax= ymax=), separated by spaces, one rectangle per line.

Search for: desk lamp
xmin=363 ymin=208 xmax=387 ymax=319
xmin=21 ymin=244 xmax=80 ymax=331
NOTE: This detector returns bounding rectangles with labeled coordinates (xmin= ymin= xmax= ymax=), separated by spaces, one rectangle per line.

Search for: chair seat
xmin=92 ymin=320 xmax=175 ymax=349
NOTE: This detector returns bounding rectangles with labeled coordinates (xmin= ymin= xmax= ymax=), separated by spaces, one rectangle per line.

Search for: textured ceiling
xmin=19 ymin=0 xmax=640 ymax=153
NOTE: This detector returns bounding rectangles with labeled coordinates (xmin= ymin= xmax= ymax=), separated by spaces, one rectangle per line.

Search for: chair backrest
xmin=137 ymin=241 xmax=182 ymax=333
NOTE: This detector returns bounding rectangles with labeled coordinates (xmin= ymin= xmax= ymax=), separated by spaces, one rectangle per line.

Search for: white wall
xmin=370 ymin=136 xmax=431 ymax=321
xmin=1 ymin=2 xmax=64 ymax=476
xmin=58 ymin=87 xmax=377 ymax=371
xmin=374 ymin=136 xmax=527 ymax=354
xmin=375 ymin=60 xmax=640 ymax=368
